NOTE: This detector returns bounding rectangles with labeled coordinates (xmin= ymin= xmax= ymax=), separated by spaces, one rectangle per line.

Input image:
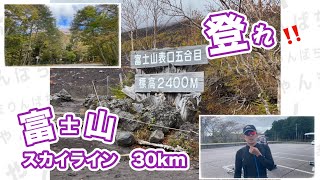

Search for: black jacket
xmin=234 ymin=143 xmax=274 ymax=178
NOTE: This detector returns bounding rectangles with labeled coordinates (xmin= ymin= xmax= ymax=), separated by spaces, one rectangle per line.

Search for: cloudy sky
xmin=49 ymin=0 xmax=210 ymax=30
xmin=50 ymin=0 xmax=209 ymax=11
xmin=203 ymin=116 xmax=290 ymax=133
xmin=48 ymin=4 xmax=87 ymax=30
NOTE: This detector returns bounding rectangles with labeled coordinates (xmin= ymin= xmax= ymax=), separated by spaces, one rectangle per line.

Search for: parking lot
xmin=200 ymin=143 xmax=314 ymax=178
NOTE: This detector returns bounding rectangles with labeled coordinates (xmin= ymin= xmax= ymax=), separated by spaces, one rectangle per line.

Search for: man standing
xmin=234 ymin=125 xmax=275 ymax=178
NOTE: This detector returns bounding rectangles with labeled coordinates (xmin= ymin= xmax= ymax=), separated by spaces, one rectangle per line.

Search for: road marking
xmin=273 ymin=156 xmax=310 ymax=162
xmin=304 ymin=146 xmax=314 ymax=150
xmin=273 ymin=152 xmax=314 ymax=158
xmin=276 ymin=164 xmax=314 ymax=175
xmin=222 ymin=164 xmax=233 ymax=170
xmin=222 ymin=164 xmax=234 ymax=174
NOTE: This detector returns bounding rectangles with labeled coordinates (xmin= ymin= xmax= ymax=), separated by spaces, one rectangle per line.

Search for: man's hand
xmin=249 ymin=146 xmax=262 ymax=156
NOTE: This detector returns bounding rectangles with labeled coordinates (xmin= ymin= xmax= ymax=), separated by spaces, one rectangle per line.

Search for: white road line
xmin=222 ymin=164 xmax=233 ymax=170
xmin=222 ymin=164 xmax=234 ymax=174
xmin=305 ymin=146 xmax=315 ymax=150
xmin=273 ymin=152 xmax=314 ymax=158
xmin=273 ymin=156 xmax=310 ymax=162
xmin=276 ymin=164 xmax=314 ymax=175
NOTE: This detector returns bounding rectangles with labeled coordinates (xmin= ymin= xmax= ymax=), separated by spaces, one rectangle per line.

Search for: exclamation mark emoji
xmin=292 ymin=25 xmax=301 ymax=42
xmin=283 ymin=28 xmax=292 ymax=44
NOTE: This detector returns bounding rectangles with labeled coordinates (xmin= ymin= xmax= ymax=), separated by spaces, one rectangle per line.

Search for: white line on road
xmin=276 ymin=164 xmax=314 ymax=175
xmin=304 ymin=146 xmax=315 ymax=150
xmin=222 ymin=164 xmax=233 ymax=170
xmin=273 ymin=152 xmax=314 ymax=158
xmin=273 ymin=156 xmax=310 ymax=162
xmin=222 ymin=164 xmax=234 ymax=174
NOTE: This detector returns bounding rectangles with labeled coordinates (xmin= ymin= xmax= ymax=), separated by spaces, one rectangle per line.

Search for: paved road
xmin=200 ymin=144 xmax=314 ymax=178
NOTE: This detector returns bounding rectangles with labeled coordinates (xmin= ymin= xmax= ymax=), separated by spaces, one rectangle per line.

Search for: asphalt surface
xmin=200 ymin=143 xmax=314 ymax=178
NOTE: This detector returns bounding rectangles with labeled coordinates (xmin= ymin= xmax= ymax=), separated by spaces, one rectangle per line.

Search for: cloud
xmin=47 ymin=4 xmax=87 ymax=29
xmin=51 ymin=0 xmax=120 ymax=3
xmin=219 ymin=116 xmax=290 ymax=133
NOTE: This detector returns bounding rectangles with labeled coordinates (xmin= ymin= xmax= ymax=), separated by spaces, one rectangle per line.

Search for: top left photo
xmin=4 ymin=4 xmax=120 ymax=67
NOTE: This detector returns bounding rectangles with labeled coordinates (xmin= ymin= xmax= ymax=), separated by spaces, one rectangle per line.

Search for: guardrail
xmin=201 ymin=141 xmax=311 ymax=149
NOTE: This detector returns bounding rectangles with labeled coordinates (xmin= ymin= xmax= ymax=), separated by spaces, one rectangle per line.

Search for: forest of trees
xmin=265 ymin=116 xmax=314 ymax=141
xmin=121 ymin=0 xmax=281 ymax=115
xmin=5 ymin=4 xmax=119 ymax=66
xmin=201 ymin=116 xmax=314 ymax=144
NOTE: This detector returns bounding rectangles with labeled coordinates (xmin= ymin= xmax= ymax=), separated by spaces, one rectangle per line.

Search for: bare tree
xmin=161 ymin=0 xmax=280 ymax=114
xmin=201 ymin=117 xmax=243 ymax=143
xmin=205 ymin=0 xmax=281 ymax=114
xmin=122 ymin=0 xmax=143 ymax=51
xmin=158 ymin=0 xmax=205 ymax=46
xmin=140 ymin=0 xmax=166 ymax=49
xmin=160 ymin=0 xmax=202 ymax=30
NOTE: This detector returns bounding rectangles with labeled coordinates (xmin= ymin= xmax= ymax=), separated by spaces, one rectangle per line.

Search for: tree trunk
xmin=240 ymin=55 xmax=271 ymax=114
xmin=23 ymin=23 xmax=34 ymax=65
xmin=130 ymin=31 xmax=134 ymax=51
xmin=277 ymin=75 xmax=281 ymax=113
xmin=153 ymin=14 xmax=157 ymax=49
xmin=96 ymin=43 xmax=108 ymax=64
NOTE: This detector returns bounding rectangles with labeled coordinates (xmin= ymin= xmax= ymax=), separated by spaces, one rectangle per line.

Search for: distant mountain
xmin=59 ymin=28 xmax=71 ymax=35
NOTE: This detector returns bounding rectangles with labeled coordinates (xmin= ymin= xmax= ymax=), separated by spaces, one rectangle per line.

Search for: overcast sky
xmin=49 ymin=0 xmax=210 ymax=30
xmin=47 ymin=4 xmax=87 ymax=30
xmin=203 ymin=116 xmax=290 ymax=133
xmin=50 ymin=0 xmax=209 ymax=11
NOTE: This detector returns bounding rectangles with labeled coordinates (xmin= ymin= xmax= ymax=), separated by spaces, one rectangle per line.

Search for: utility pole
xmin=107 ymin=75 xmax=109 ymax=98
xmin=296 ymin=123 xmax=298 ymax=140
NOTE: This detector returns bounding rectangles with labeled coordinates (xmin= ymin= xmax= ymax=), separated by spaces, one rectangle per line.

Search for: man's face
xmin=244 ymin=130 xmax=258 ymax=144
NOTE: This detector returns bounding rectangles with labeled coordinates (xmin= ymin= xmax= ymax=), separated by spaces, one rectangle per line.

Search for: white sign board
xmin=131 ymin=45 xmax=208 ymax=68
xmin=135 ymin=72 xmax=204 ymax=93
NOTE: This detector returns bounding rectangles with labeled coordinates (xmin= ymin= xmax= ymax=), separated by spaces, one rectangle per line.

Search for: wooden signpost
xmin=131 ymin=45 xmax=207 ymax=93
xmin=129 ymin=45 xmax=208 ymax=122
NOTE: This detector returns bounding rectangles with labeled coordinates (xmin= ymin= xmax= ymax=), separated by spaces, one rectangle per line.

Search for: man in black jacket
xmin=234 ymin=125 xmax=275 ymax=178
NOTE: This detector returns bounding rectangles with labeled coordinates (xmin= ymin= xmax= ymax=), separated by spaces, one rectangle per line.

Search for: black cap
xmin=243 ymin=125 xmax=257 ymax=134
